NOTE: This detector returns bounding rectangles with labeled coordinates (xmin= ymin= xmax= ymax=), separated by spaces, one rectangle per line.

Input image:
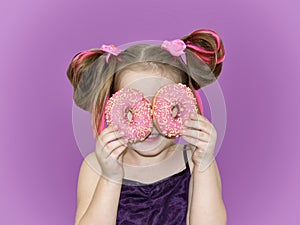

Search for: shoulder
xmin=76 ymin=152 xmax=102 ymax=200
xmin=77 ymin=152 xmax=101 ymax=192
xmin=82 ymin=152 xmax=101 ymax=176
xmin=76 ymin=152 xmax=102 ymax=207
xmin=81 ymin=152 xmax=102 ymax=177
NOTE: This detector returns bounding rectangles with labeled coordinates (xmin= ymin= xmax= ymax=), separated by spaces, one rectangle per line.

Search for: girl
xmin=67 ymin=29 xmax=227 ymax=225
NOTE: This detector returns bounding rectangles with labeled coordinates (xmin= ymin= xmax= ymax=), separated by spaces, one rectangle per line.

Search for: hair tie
xmin=161 ymin=39 xmax=186 ymax=57
xmin=100 ymin=44 xmax=123 ymax=63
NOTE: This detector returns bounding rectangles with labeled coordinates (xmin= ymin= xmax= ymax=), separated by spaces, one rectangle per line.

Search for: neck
xmin=122 ymin=144 xmax=186 ymax=183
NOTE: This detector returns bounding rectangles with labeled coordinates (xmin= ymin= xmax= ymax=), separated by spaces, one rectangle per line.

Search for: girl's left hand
xmin=181 ymin=113 xmax=217 ymax=172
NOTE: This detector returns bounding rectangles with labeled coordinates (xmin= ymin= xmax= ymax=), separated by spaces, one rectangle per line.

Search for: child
xmin=67 ymin=29 xmax=227 ymax=225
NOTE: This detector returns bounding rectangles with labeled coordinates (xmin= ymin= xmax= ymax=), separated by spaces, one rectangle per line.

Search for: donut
xmin=104 ymin=88 xmax=152 ymax=143
xmin=152 ymin=83 xmax=198 ymax=138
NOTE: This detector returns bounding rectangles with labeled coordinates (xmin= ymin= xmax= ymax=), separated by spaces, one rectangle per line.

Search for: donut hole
xmin=171 ymin=104 xmax=180 ymax=119
xmin=125 ymin=108 xmax=134 ymax=122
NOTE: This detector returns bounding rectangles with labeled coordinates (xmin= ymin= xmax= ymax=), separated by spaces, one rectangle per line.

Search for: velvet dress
xmin=116 ymin=145 xmax=191 ymax=225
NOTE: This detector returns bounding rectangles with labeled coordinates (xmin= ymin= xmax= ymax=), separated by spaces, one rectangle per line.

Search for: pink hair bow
xmin=161 ymin=39 xmax=186 ymax=57
xmin=100 ymin=44 xmax=122 ymax=63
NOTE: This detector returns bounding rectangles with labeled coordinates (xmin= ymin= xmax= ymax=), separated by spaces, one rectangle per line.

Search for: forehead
xmin=118 ymin=70 xmax=178 ymax=97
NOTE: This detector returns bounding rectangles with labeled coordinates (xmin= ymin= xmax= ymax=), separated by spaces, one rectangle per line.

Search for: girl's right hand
xmin=95 ymin=125 xmax=128 ymax=184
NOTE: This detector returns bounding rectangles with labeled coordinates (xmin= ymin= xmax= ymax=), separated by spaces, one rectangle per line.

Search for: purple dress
xmin=116 ymin=145 xmax=191 ymax=225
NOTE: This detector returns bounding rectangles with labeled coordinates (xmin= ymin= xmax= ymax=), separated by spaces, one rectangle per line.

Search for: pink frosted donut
xmin=152 ymin=83 xmax=198 ymax=138
xmin=104 ymin=88 xmax=152 ymax=143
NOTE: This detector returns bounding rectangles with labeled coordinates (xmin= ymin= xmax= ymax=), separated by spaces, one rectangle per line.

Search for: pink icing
xmin=153 ymin=83 xmax=198 ymax=137
xmin=104 ymin=88 xmax=152 ymax=143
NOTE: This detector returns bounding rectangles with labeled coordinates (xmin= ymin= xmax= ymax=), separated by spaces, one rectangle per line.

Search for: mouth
xmin=144 ymin=133 xmax=160 ymax=142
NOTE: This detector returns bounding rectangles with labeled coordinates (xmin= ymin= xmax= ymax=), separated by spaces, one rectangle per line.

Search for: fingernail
xmin=113 ymin=125 xmax=118 ymax=129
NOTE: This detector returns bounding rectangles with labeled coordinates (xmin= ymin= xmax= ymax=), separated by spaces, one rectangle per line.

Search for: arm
xmin=189 ymin=160 xmax=227 ymax=225
xmin=74 ymin=153 xmax=122 ymax=225
xmin=182 ymin=113 xmax=227 ymax=225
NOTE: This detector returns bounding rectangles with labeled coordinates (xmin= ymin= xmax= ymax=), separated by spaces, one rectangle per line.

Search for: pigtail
xmin=67 ymin=45 xmax=121 ymax=137
xmin=181 ymin=29 xmax=225 ymax=89
xmin=66 ymin=49 xmax=105 ymax=111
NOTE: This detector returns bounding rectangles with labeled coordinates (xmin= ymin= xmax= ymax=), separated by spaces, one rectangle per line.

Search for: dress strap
xmin=183 ymin=145 xmax=190 ymax=171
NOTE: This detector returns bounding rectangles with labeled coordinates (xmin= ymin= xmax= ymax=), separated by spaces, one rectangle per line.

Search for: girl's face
xmin=116 ymin=68 xmax=183 ymax=156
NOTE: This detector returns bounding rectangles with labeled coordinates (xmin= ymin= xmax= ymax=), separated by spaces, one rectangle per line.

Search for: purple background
xmin=1 ymin=0 xmax=299 ymax=224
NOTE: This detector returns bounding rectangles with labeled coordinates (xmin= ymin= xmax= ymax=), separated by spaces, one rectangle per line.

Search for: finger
xmin=99 ymin=124 xmax=119 ymax=137
xmin=190 ymin=113 xmax=209 ymax=122
xmin=103 ymin=138 xmax=128 ymax=157
xmin=109 ymin=145 xmax=127 ymax=161
xmin=181 ymin=135 xmax=209 ymax=150
xmin=181 ymin=128 xmax=209 ymax=142
xmin=96 ymin=131 xmax=124 ymax=151
xmin=102 ymin=130 xmax=126 ymax=145
xmin=183 ymin=119 xmax=211 ymax=134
